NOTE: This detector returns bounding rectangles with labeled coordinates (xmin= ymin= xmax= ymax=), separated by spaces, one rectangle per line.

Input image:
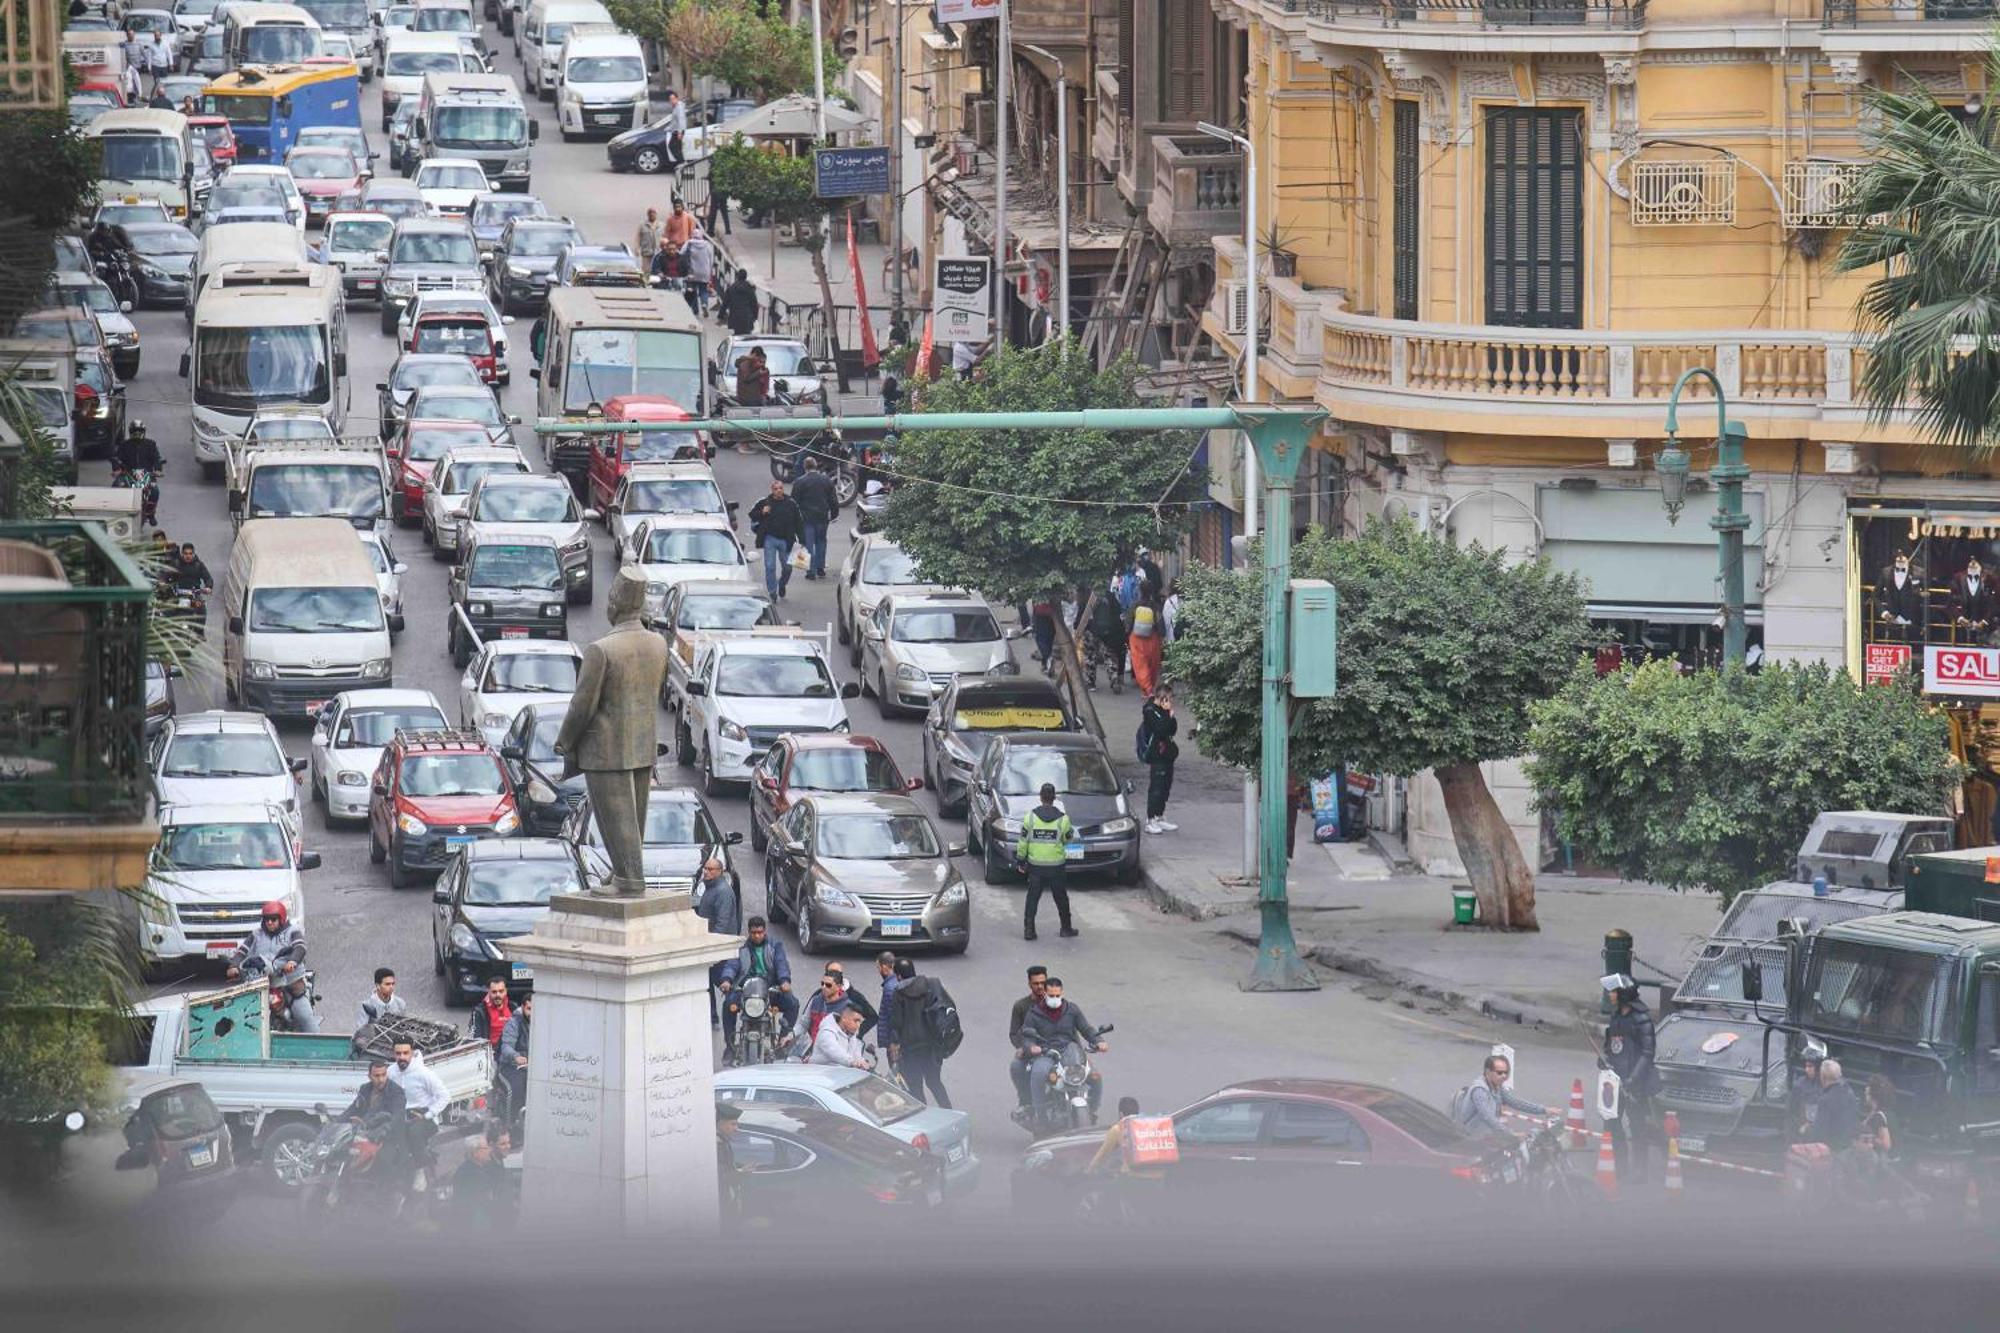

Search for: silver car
xmin=715 ymin=1064 xmax=979 ymax=1193
xmin=763 ymin=793 xmax=970 ymax=955
xmin=859 ymin=592 xmax=1020 ymax=718
xmin=461 ymin=472 xmax=595 ymax=602
xmin=562 ymin=785 xmax=741 ymax=894
xmin=835 ymin=533 xmax=949 ymax=668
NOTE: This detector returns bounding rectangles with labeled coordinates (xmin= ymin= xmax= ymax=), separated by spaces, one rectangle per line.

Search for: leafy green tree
xmin=708 ymin=138 xmax=816 ymax=224
xmin=1527 ymin=659 xmax=1961 ymax=903
xmin=1166 ymin=520 xmax=1591 ymax=929
xmin=0 ymin=75 xmax=99 ymax=329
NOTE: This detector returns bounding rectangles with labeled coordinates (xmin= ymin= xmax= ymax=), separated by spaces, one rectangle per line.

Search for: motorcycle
xmin=240 ymin=956 xmax=320 ymax=1033
xmin=114 ymin=465 xmax=160 ymax=527
xmin=1012 ymin=1023 xmax=1114 ymax=1137
xmin=297 ymin=1110 xmax=418 ymax=1224
xmin=765 ymin=420 xmax=858 ymax=507
xmin=1480 ymin=1120 xmax=1592 ymax=1208
xmin=156 ymin=579 xmax=208 ymax=625
xmin=726 ymin=975 xmax=785 ymax=1068
xmin=95 ymin=254 xmax=139 ymax=311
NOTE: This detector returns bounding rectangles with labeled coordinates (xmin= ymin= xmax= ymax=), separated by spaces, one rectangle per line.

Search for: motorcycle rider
xmin=170 ymin=542 xmax=212 ymax=596
xmin=340 ymin=1059 xmax=407 ymax=1123
xmin=1453 ymin=1052 xmax=1549 ymax=1139
xmin=1603 ymin=973 xmax=1661 ymax=1182
xmin=790 ymin=962 xmax=877 ymax=1055
xmin=355 ymin=966 xmax=407 ymax=1032
xmin=114 ymin=419 xmax=165 ymax=477
xmin=1016 ymin=977 xmax=1108 ymax=1123
xmin=387 ymin=1038 xmax=448 ymax=1189
xmin=718 ymin=917 xmax=798 ymax=1050
xmin=1007 ymin=965 xmax=1050 ymax=1109
xmin=224 ymin=900 xmax=318 ymax=1033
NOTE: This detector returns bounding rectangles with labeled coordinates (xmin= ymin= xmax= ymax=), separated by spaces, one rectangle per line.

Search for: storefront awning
xmin=1589 ymin=602 xmax=1766 ymax=626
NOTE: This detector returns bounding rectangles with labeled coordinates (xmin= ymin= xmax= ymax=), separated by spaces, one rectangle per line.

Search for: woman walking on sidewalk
xmin=1139 ymin=686 xmax=1179 ymax=835
xmin=1128 ymin=594 xmax=1163 ymax=696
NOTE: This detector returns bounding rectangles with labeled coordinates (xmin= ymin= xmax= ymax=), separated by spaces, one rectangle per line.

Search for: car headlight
xmin=493 ymin=810 xmax=520 ymax=834
xmin=718 ymin=719 xmax=747 ymax=743
xmin=1097 ymin=817 xmax=1137 ymax=836
xmin=895 ymin=663 xmax=926 ymax=682
xmin=1022 ymin=1148 xmax=1054 ymax=1171
xmin=384 ymin=277 xmax=414 ymax=296
xmin=996 ymin=817 xmax=1023 ymax=836
xmin=541 ymin=603 xmax=564 ymax=618
xmin=563 ymin=536 xmax=588 ymax=556
xmin=335 ymin=769 xmax=367 ymax=786
xmin=466 ymin=601 xmax=490 ymax=617
xmin=990 ymin=659 xmax=1021 ymax=676
xmin=527 ymin=777 xmax=555 ymax=803
xmin=814 ymin=883 xmax=860 ymax=909
xmin=832 ymin=719 xmax=850 ymax=734
xmin=933 ymin=882 xmax=967 ymax=907
xmin=109 ymin=330 xmax=138 ymax=347
xmin=246 ymin=660 xmax=276 ymax=680
xmin=447 ymin=921 xmax=480 ymax=955
xmin=396 ymin=812 xmax=428 ymax=835
xmin=480 ymin=712 xmax=511 ymax=731
xmin=195 ymin=417 xmax=228 ymax=444
xmin=361 ymin=658 xmax=391 ymax=679
xmin=507 ymin=262 xmax=532 ymax=277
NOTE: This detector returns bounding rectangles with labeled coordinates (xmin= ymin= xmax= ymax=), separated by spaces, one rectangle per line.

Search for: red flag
xmin=917 ymin=314 xmax=935 ymax=382
xmin=847 ymin=213 xmax=881 ymax=370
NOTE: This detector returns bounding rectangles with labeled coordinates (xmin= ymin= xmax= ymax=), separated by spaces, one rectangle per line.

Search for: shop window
xmin=1854 ymin=508 xmax=2000 ymax=682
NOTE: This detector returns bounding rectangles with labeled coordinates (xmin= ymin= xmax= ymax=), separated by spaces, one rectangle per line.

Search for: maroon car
xmin=747 ymin=734 xmax=922 ymax=854
xmin=1011 ymin=1078 xmax=1495 ymax=1218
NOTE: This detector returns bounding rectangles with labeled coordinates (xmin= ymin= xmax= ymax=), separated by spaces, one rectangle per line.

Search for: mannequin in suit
xmin=1875 ymin=550 xmax=1925 ymax=638
xmin=1953 ymin=556 xmax=1998 ymax=638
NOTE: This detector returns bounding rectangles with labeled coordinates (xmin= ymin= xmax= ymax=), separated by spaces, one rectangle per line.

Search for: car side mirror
xmin=1740 ymin=961 xmax=1763 ymax=1004
xmin=840 ymin=682 xmax=860 ymax=699
xmin=529 ymin=120 xmax=540 ymax=141
xmin=289 ymin=757 xmax=308 ymax=775
xmin=529 ymin=367 xmax=540 ymax=381
xmin=120 ymin=300 xmax=133 ymax=313
xmin=685 ymin=681 xmax=707 ymax=696
xmin=501 ymin=314 xmax=516 ymax=325
xmin=167 ymin=664 xmax=182 ymax=678
xmin=376 ymin=381 xmax=388 ymax=391
xmin=500 ymin=743 xmax=523 ymax=760
xmin=372 ymin=781 xmax=388 ymax=796
xmin=392 ymin=562 xmax=409 ymax=575
xmin=178 ymin=351 xmax=189 ymax=378
xmin=655 ymin=741 xmax=670 ymax=757
xmin=506 ymin=414 xmax=521 ymax=425
xmin=1124 ymin=777 xmax=1135 ymax=795
xmin=906 ymin=777 xmax=923 ymax=791
xmin=299 ymin=851 xmax=322 ymax=871
xmin=227 ymin=491 xmax=243 ymax=513
xmin=227 ymin=615 xmax=244 ymax=634
xmin=433 ymin=885 xmax=451 ymax=904
xmin=947 ymin=841 xmax=967 ymax=858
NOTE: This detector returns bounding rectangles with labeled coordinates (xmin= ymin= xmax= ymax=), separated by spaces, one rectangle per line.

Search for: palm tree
xmin=1838 ymin=78 xmax=2000 ymax=452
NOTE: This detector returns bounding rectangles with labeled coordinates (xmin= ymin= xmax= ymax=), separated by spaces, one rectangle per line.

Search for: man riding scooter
xmin=225 ymin=900 xmax=319 ymax=1033
xmin=1015 ymin=976 xmax=1108 ymax=1125
xmin=114 ymin=420 xmax=164 ymax=528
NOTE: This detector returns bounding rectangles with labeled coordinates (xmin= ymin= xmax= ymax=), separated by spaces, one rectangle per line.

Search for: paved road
xmin=105 ymin=21 xmax=1594 ymax=1213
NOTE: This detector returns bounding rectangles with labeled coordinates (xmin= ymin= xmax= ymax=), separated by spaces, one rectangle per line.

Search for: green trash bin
xmin=1451 ymin=887 xmax=1477 ymax=925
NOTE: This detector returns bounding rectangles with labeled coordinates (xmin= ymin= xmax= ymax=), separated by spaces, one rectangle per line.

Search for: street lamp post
xmin=1655 ymin=367 xmax=1750 ymax=668
xmin=1020 ymin=43 xmax=1067 ymax=343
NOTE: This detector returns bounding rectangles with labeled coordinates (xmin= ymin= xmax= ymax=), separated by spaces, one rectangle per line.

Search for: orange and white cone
xmin=1663 ymin=1111 xmax=1684 ymax=1200
xmin=1595 ymin=1129 xmax=1619 ymax=1200
xmin=1566 ymin=1078 xmax=1589 ymax=1148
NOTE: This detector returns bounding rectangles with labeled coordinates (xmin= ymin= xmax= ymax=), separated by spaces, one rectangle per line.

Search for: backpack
xmin=924 ymin=983 xmax=964 ymax=1059
xmin=1448 ymin=1083 xmax=1485 ymax=1130
xmin=1131 ymin=604 xmax=1157 ymax=638
xmin=1135 ymin=714 xmax=1153 ymax=763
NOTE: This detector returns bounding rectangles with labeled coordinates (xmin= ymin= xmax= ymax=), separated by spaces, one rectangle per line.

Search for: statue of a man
xmin=554 ymin=568 xmax=666 ymax=897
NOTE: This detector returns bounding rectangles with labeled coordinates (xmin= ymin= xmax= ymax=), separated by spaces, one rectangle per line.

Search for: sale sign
xmin=1925 ymin=645 xmax=2000 ymax=697
xmin=1863 ymin=643 xmax=1911 ymax=685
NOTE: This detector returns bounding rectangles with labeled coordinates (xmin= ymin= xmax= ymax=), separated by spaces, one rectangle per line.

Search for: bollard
xmin=1663 ymin=1110 xmax=1684 ymax=1200
xmin=1601 ymin=929 xmax=1633 ymax=1014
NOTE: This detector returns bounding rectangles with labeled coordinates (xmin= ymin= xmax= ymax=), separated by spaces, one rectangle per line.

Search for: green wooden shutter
xmin=1393 ymin=100 xmax=1420 ymax=322
xmin=1484 ymin=107 xmax=1583 ymax=329
xmin=1158 ymin=0 xmax=1211 ymax=122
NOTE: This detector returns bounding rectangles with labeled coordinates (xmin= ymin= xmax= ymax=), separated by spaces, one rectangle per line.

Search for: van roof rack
xmin=390 ymin=727 xmax=490 ymax=751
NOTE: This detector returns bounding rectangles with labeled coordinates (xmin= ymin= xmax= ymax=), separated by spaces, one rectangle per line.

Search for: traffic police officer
xmin=1014 ymin=782 xmax=1078 ymax=941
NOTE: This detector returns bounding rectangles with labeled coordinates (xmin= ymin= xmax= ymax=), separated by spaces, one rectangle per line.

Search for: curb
xmin=1138 ymin=864 xmax=1242 ymax=923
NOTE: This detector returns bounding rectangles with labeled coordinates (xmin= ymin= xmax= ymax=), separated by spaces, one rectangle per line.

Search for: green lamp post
xmin=1657 ymin=368 xmax=1751 ymax=669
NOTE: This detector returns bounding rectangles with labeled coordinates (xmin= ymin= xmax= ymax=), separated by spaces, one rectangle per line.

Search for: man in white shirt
xmin=808 ymin=1005 xmax=869 ymax=1069
xmin=388 ymin=1039 xmax=449 ymax=1185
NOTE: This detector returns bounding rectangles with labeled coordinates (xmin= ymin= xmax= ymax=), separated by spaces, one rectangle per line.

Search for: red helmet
xmin=260 ymin=900 xmax=288 ymax=929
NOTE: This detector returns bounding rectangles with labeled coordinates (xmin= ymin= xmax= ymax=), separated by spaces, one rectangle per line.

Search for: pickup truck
xmin=227 ymin=438 xmax=393 ymax=530
xmin=125 ymin=979 xmax=493 ymax=1190
xmin=672 ymin=626 xmax=858 ymax=796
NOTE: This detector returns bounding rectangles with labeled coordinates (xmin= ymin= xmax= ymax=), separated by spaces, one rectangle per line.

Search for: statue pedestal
xmin=507 ymin=892 xmax=737 ymax=1233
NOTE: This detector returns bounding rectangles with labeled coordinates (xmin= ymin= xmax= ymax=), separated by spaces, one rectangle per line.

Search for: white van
xmin=221 ymin=2 xmax=323 ymax=66
xmin=520 ymin=0 xmax=608 ymax=99
xmin=379 ymin=29 xmax=482 ymax=128
xmin=223 ymin=518 xmax=393 ymax=716
xmin=555 ymin=26 xmax=646 ymax=139
xmin=186 ymin=220 xmax=307 ymax=327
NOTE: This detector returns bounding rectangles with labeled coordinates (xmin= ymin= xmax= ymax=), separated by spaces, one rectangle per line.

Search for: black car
xmin=119 ymin=221 xmax=200 ymax=308
xmin=722 ymin=1104 xmax=946 ymax=1228
xmin=964 ymin=731 xmax=1142 ymax=885
xmin=469 ymin=192 xmax=547 ymax=251
xmin=604 ymin=113 xmax=683 ymax=175
xmin=431 ymin=836 xmax=586 ymax=1004
xmin=486 ymin=216 xmax=582 ymax=315
xmin=497 ymin=700 xmax=584 ymax=836
xmin=921 ymin=676 xmax=1078 ymax=817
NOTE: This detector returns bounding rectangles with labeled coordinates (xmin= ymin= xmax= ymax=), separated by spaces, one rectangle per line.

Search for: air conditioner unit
xmin=1218 ymin=280 xmax=1246 ymax=335
xmin=963 ymin=95 xmax=995 ymax=148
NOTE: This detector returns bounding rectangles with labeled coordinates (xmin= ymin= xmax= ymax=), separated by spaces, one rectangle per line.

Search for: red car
xmin=386 ymin=419 xmax=492 ymax=525
xmin=1010 ymin=1078 xmax=1495 ymax=1220
xmin=746 ymin=733 xmax=921 ymax=854
xmin=585 ymin=394 xmax=710 ymax=515
xmin=407 ymin=312 xmax=499 ymax=385
xmin=189 ymin=115 xmax=238 ymax=168
xmin=367 ymin=728 xmax=521 ymax=889
xmin=284 ymin=146 xmax=364 ymax=228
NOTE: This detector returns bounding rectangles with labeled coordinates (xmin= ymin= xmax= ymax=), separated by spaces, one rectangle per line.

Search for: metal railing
xmin=1823 ymin=0 xmax=1996 ymax=23
xmin=0 ymin=522 xmax=151 ymax=821
xmin=1281 ymin=0 xmax=1647 ymax=27
xmin=1150 ymin=136 xmax=1246 ymax=245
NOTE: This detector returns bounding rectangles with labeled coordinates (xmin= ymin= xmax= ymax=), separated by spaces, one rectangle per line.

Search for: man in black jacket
xmin=748 ymin=479 xmax=803 ymax=600
xmin=1006 ymin=965 xmax=1049 ymax=1108
xmin=790 ymin=459 xmax=837 ymax=581
xmin=720 ymin=272 xmax=760 ymax=337
xmin=1604 ymin=976 xmax=1660 ymax=1182
xmin=888 ymin=959 xmax=954 ymax=1107
xmin=341 ymin=1060 xmax=407 ymax=1123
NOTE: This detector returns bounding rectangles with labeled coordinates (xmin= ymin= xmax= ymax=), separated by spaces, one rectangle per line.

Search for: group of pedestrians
xmin=119 ymin=24 xmax=172 ymax=102
xmin=747 ymin=459 xmax=837 ymax=599
xmin=634 ymin=199 xmax=719 ymax=317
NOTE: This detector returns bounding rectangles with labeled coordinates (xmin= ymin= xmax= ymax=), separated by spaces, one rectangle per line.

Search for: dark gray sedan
xmin=764 ymin=793 xmax=970 ymax=956
xmin=963 ymin=732 xmax=1141 ymax=885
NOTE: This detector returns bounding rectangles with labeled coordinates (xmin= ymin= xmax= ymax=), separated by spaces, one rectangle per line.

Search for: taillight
xmin=867 ymin=1186 xmax=900 ymax=1203
xmin=909 ymin=1132 xmax=930 ymax=1153
xmin=473 ymin=1095 xmax=486 ymax=1110
xmin=1449 ymin=1165 xmax=1486 ymax=1185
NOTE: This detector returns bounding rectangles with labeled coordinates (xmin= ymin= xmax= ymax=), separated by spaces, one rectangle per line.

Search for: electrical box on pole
xmin=1288 ymin=579 xmax=1337 ymax=697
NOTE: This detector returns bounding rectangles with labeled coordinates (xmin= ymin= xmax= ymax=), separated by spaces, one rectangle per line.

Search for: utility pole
xmin=1656 ymin=369 xmax=1750 ymax=667
xmin=993 ymin=0 xmax=1009 ymax=346
xmin=809 ymin=0 xmax=829 ymax=142
xmin=1021 ymin=43 xmax=1066 ymax=342
xmin=889 ymin=0 xmax=905 ymax=328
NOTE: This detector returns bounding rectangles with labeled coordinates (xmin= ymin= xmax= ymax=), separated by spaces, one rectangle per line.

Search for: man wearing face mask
xmin=1954 ymin=556 xmax=1998 ymax=640
xmin=1015 ymin=976 xmax=1108 ymax=1123
xmin=1875 ymin=551 xmax=1924 ymax=639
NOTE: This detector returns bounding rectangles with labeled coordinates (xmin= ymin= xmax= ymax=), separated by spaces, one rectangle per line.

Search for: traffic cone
xmin=1663 ymin=1111 xmax=1684 ymax=1200
xmin=1566 ymin=1078 xmax=1589 ymax=1147
xmin=1595 ymin=1130 xmax=1619 ymax=1200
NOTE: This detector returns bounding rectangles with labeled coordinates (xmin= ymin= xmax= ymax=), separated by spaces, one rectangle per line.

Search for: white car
xmin=307 ymin=688 xmax=449 ymax=823
xmin=709 ymin=335 xmax=829 ymax=408
xmin=458 ymin=639 xmax=583 ymax=748
xmin=358 ymin=527 xmax=410 ymax=633
xmin=150 ymin=710 xmax=305 ymax=821
xmin=713 ymin=1064 xmax=979 ymax=1193
xmin=396 ymin=290 xmax=514 ymax=381
xmin=422 ymin=444 xmax=531 ymax=558
xmin=835 ymin=533 xmax=950 ymax=668
xmin=140 ymin=802 xmax=316 ymax=968
xmin=462 ymin=473 xmax=595 ymax=601
xmin=678 ymin=634 xmax=857 ymax=794
xmin=623 ymin=514 xmax=746 ymax=618
xmin=216 ymin=165 xmax=307 ymax=234
xmin=413 ymin=157 xmax=490 ymax=216
xmin=604 ymin=462 xmax=728 ymax=552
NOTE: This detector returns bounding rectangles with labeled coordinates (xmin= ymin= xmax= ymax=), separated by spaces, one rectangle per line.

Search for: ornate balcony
xmin=1823 ymin=0 xmax=1996 ymax=24
xmin=1275 ymin=0 xmax=1645 ymax=28
xmin=1149 ymin=135 xmax=1245 ymax=251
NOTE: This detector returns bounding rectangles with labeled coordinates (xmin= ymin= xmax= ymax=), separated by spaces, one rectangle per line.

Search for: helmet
xmin=260 ymin=899 xmax=288 ymax=929
xmin=128 ymin=419 xmax=147 ymax=439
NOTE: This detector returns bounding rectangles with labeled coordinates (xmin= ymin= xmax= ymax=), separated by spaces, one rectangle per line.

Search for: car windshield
xmin=472 ymin=197 xmax=541 ymax=229
xmin=288 ymin=151 xmax=356 ymax=180
xmin=197 ymin=121 xmax=234 ymax=149
xmin=566 ymin=55 xmax=642 ymax=83
xmin=98 ymin=135 xmax=184 ymax=182
xmin=178 ymin=0 xmax=222 ymax=14
xmin=95 ymin=205 xmax=162 ymax=227
xmin=330 ymin=218 xmax=392 ymax=253
xmin=564 ymin=327 xmax=702 ymax=414
xmin=207 ymin=181 xmax=286 ymax=211
xmin=510 ymin=225 xmax=579 ymax=257
xmin=892 ymin=608 xmax=998 ymax=644
xmin=404 ymin=427 xmax=486 ymax=460
xmin=417 ymin=391 xmax=503 ymax=428
xmin=194 ymin=325 xmax=330 ymax=409
xmin=339 ymin=706 xmax=446 ymax=747
xmin=399 ymin=752 xmax=503 ymax=797
xmin=487 ymin=653 xmax=578 ymax=692
xmin=137 ymin=1085 xmax=225 ymax=1138
xmin=625 ymin=477 xmax=721 ymax=515
xmin=437 ymin=107 xmax=528 ymax=150
xmin=411 ymin=6 xmax=471 ymax=29
xmin=249 ymin=585 xmax=386 ymax=633
xmin=1803 ymin=942 xmax=1957 ymax=1045
xmin=396 ymin=359 xmax=485 ymax=392
xmin=21 ymin=386 xmax=67 ymax=429
xmin=861 ymin=545 xmax=921 ymax=585
xmin=738 ymin=343 xmax=808 ymax=376
xmin=949 ymin=694 xmax=1071 ymax=732
xmin=413 ymin=319 xmax=493 ymax=356
xmin=622 ymin=430 xmax=701 ymax=462
xmin=642 ymin=528 xmax=739 ymax=565
xmin=790 ymin=747 xmax=899 ymax=793
xmin=249 ymin=418 xmax=333 ymax=443
xmin=129 ymin=226 xmax=198 ymax=255
xmin=468 ymin=544 xmax=563 ymax=590
xmin=677 ymin=594 xmax=770 ymax=630
xmin=445 ymin=459 xmax=524 ymax=494
xmin=640 ymin=801 xmax=711 ymax=845
xmin=51 ymin=283 xmax=119 ymax=315
xmin=297 ymin=129 xmax=365 ymax=156
xmin=816 ymin=813 xmax=940 ymax=860
xmin=998 ymin=747 xmax=1119 ymax=797
xmin=242 ymin=26 xmax=319 ymax=62
xmin=371 ymin=195 xmax=428 ymax=219
xmin=834 ymin=1072 xmax=922 ymax=1126
xmin=715 ymin=653 xmax=833 ymax=698
xmin=299 ymin=0 xmax=366 ymax=26
xmin=246 ymin=464 xmax=385 ymax=519
xmin=156 ymin=821 xmax=290 ymax=870
xmin=463 ymin=857 xmax=578 ymax=905
xmin=520 ymin=714 xmax=563 ymax=760
xmin=476 ymin=486 xmax=571 ymax=522
xmin=162 ymin=732 xmax=285 ymax=778
xmin=392 ymin=230 xmax=478 ymax=265
xmin=418 ymin=163 xmax=486 ymax=192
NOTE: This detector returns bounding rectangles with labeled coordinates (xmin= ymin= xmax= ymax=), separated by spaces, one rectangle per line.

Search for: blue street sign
xmin=814 ymin=145 xmax=891 ymax=198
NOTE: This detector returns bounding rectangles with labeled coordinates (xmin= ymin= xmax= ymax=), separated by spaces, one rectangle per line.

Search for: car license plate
xmin=881 ymin=918 xmax=913 ymax=938
xmin=356 ymin=278 xmax=377 ymax=289
xmin=1679 ymin=1134 xmax=1706 ymax=1154
xmin=510 ymin=962 xmax=533 ymax=981
xmin=206 ymin=940 xmax=236 ymax=952
xmin=591 ymin=114 xmax=621 ymax=127
xmin=1063 ymin=841 xmax=1085 ymax=861
xmin=187 ymin=1144 xmax=214 ymax=1168
xmin=446 ymin=834 xmax=478 ymax=849
xmin=500 ymin=626 xmax=528 ymax=639
xmin=947 ymin=1142 xmax=966 ymax=1163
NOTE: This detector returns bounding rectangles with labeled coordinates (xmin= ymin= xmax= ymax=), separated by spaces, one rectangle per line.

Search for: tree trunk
xmin=1049 ymin=611 xmax=1105 ymax=743
xmin=809 ymin=219 xmax=850 ymax=393
xmin=1434 ymin=762 xmax=1538 ymax=931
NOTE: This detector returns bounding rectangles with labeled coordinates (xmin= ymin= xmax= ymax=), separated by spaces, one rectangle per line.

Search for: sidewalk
xmin=707 ymin=217 xmax=897 ymax=396
xmin=1138 ymin=806 xmax=1728 ymax=1031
